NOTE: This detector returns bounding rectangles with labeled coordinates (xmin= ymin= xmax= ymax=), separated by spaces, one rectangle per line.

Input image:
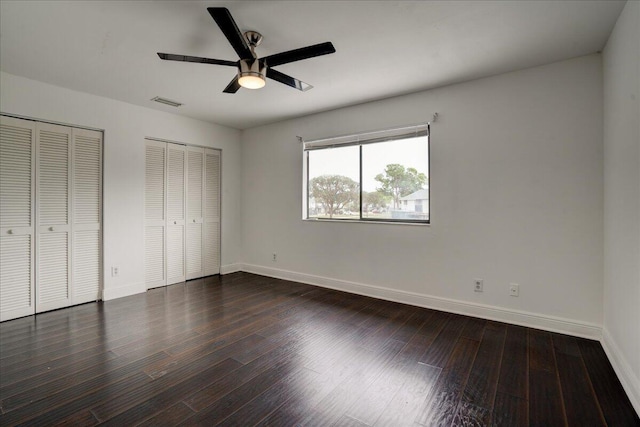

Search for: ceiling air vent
xmin=151 ymin=96 xmax=183 ymax=107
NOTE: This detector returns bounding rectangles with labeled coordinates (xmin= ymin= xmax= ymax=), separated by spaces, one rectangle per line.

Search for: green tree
xmin=374 ymin=164 xmax=427 ymax=209
xmin=309 ymin=175 xmax=359 ymax=218
xmin=362 ymin=191 xmax=390 ymax=215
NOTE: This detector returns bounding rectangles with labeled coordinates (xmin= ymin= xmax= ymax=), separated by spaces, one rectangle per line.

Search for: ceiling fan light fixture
xmin=238 ymin=59 xmax=266 ymax=89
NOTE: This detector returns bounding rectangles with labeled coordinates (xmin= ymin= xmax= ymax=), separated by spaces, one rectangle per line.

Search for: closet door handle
xmin=49 ymin=227 xmax=55 ymax=232
xmin=7 ymin=229 xmax=12 ymax=234
xmin=174 ymin=221 xmax=177 ymax=225
xmin=193 ymin=219 xmax=196 ymax=223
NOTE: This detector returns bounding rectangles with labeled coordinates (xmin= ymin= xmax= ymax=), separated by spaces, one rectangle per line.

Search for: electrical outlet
xmin=111 ymin=266 xmax=119 ymax=277
xmin=474 ymin=279 xmax=483 ymax=292
xmin=509 ymin=283 xmax=519 ymax=297
xmin=272 ymin=253 xmax=277 ymax=262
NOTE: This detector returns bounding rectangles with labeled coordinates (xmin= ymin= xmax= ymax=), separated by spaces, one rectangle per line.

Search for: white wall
xmin=240 ymin=55 xmax=604 ymax=338
xmin=602 ymin=0 xmax=640 ymax=413
xmin=0 ymin=71 xmax=242 ymax=300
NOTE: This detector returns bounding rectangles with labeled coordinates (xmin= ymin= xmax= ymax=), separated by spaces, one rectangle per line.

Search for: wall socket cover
xmin=474 ymin=279 xmax=483 ymax=292
xmin=509 ymin=283 xmax=520 ymax=297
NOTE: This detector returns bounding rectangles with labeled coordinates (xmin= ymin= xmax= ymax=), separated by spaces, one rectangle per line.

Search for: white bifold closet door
xmin=144 ymin=140 xmax=220 ymax=288
xmin=0 ymin=116 xmax=36 ymax=321
xmin=186 ymin=146 xmax=204 ymax=280
xmin=36 ymin=123 xmax=103 ymax=313
xmin=71 ymin=128 xmax=102 ymax=304
xmin=144 ymin=140 xmax=167 ymax=289
xmin=166 ymin=143 xmax=186 ymax=285
xmin=0 ymin=116 xmax=102 ymax=321
xmin=36 ymin=122 xmax=72 ymax=312
xmin=203 ymin=148 xmax=221 ymax=276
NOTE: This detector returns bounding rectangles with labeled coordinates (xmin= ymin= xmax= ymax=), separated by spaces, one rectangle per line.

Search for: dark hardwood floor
xmin=0 ymin=272 xmax=638 ymax=426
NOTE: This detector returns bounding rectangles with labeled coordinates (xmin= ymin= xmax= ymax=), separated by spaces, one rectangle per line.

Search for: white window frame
xmin=302 ymin=123 xmax=430 ymax=225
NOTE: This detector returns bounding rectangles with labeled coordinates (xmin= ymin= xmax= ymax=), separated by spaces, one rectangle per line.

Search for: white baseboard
xmin=240 ymin=263 xmax=602 ymax=340
xmin=102 ymin=281 xmax=146 ymax=301
xmin=601 ymin=328 xmax=640 ymax=415
xmin=220 ymin=263 xmax=243 ymax=275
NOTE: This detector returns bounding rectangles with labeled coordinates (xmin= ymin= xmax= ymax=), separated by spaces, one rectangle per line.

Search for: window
xmin=303 ymin=124 xmax=429 ymax=224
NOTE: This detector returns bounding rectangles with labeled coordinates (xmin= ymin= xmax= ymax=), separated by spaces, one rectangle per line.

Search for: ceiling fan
xmin=157 ymin=7 xmax=336 ymax=93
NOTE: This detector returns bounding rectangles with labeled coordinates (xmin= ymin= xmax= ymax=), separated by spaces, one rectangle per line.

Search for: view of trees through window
xmin=306 ymin=136 xmax=429 ymax=222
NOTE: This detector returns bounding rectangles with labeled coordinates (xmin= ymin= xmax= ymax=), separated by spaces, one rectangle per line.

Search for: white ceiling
xmin=0 ymin=1 xmax=625 ymax=130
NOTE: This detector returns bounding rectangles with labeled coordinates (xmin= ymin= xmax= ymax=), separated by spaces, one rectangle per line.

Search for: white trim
xmin=220 ymin=263 xmax=243 ymax=275
xmin=102 ymin=281 xmax=146 ymax=301
xmin=239 ymin=263 xmax=602 ymax=340
xmin=601 ymin=328 xmax=640 ymax=415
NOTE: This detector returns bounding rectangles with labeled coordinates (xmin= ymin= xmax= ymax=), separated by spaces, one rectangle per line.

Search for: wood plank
xmin=182 ymin=340 xmax=305 ymax=413
xmin=298 ymin=339 xmax=406 ymax=426
xmin=96 ymin=358 xmax=242 ymax=425
xmin=373 ymin=361 xmax=441 ymax=426
xmin=180 ymin=360 xmax=300 ymax=425
xmin=415 ymin=337 xmax=479 ymax=426
xmin=496 ymin=325 xmax=528 ymax=398
xmin=345 ymin=332 xmax=439 ymax=425
xmin=492 ymin=392 xmax=527 ymax=427
xmin=460 ymin=317 xmax=486 ymax=341
xmin=577 ymin=338 xmax=640 ymax=426
xmin=555 ymin=351 xmax=605 ymax=426
xmin=454 ymin=322 xmax=506 ymax=425
xmin=528 ymin=329 xmax=567 ymax=427
xmin=136 ymin=402 xmax=195 ymax=427
xmin=419 ymin=314 xmax=468 ymax=368
xmin=216 ymin=367 xmax=321 ymax=426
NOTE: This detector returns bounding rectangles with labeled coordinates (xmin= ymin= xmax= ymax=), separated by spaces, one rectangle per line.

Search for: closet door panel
xmin=145 ymin=226 xmax=165 ymax=287
xmin=204 ymin=149 xmax=221 ymax=276
xmin=36 ymin=123 xmax=71 ymax=313
xmin=0 ymin=235 xmax=33 ymax=321
xmin=145 ymin=140 xmax=166 ymax=289
xmin=38 ymin=232 xmax=69 ymax=309
xmin=73 ymin=230 xmax=100 ymax=303
xmin=186 ymin=147 xmax=204 ymax=280
xmin=72 ymin=129 xmax=102 ymax=303
xmin=0 ymin=117 xmax=36 ymax=321
xmin=166 ymin=144 xmax=186 ymax=285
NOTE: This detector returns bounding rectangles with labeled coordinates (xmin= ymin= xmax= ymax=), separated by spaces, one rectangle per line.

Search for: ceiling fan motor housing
xmin=238 ymin=58 xmax=267 ymax=89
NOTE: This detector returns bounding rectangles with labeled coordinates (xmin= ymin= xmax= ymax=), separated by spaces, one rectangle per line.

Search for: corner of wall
xmin=602 ymin=327 xmax=640 ymax=415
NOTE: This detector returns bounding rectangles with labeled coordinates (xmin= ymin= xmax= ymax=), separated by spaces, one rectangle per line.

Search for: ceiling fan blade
xmin=266 ymin=68 xmax=313 ymax=91
xmin=207 ymin=7 xmax=253 ymax=60
xmin=223 ymin=76 xmax=241 ymax=93
xmin=157 ymin=53 xmax=236 ymax=67
xmin=262 ymin=42 xmax=335 ymax=68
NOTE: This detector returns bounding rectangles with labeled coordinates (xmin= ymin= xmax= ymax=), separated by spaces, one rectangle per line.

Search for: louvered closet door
xmin=203 ymin=149 xmax=221 ymax=276
xmin=0 ymin=117 xmax=36 ymax=321
xmin=72 ymin=128 xmax=102 ymax=304
xmin=166 ymin=143 xmax=186 ymax=285
xmin=186 ymin=146 xmax=204 ymax=280
xmin=36 ymin=122 xmax=72 ymax=313
xmin=145 ymin=140 xmax=166 ymax=289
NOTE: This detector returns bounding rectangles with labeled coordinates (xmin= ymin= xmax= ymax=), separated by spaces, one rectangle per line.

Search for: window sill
xmin=302 ymin=218 xmax=430 ymax=226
